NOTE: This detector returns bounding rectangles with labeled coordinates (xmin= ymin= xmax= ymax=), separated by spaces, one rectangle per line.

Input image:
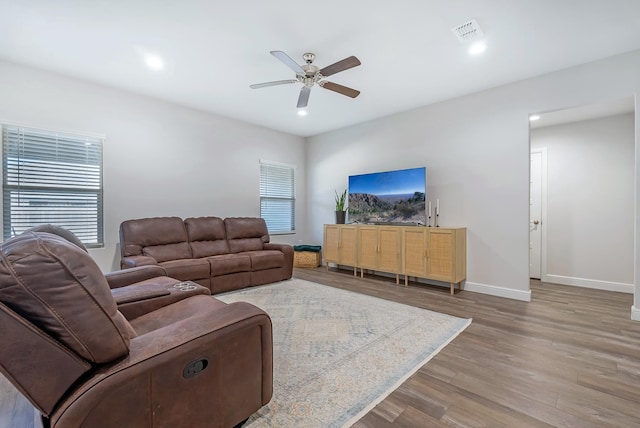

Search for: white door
xmin=530 ymin=151 xmax=542 ymax=279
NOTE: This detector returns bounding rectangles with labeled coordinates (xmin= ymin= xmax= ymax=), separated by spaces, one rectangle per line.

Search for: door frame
xmin=530 ymin=147 xmax=548 ymax=281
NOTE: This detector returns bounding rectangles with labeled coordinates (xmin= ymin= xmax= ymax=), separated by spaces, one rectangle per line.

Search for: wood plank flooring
xmin=2 ymin=267 xmax=640 ymax=427
xmin=295 ymin=267 xmax=640 ymax=428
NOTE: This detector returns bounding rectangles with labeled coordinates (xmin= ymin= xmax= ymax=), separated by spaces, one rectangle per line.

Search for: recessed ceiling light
xmin=468 ymin=41 xmax=487 ymax=55
xmin=145 ymin=55 xmax=164 ymax=70
xmin=297 ymin=110 xmax=307 ymax=116
xmin=529 ymin=115 xmax=541 ymax=121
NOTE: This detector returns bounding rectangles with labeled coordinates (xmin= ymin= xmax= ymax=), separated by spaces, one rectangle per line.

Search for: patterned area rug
xmin=217 ymin=279 xmax=471 ymax=427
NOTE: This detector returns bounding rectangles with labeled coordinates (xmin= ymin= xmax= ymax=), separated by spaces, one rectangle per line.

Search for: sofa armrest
xmin=264 ymin=242 xmax=293 ymax=255
xmin=50 ymin=299 xmax=273 ymax=428
xmin=105 ymin=265 xmax=167 ymax=289
xmin=264 ymin=243 xmax=294 ymax=278
xmin=120 ymin=255 xmax=158 ymax=269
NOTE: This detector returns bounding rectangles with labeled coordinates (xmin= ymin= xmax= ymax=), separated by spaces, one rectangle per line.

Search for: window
xmin=259 ymin=160 xmax=295 ymax=234
xmin=2 ymin=125 xmax=104 ymax=247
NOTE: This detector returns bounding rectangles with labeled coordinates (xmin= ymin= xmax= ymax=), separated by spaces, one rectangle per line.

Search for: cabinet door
xmin=427 ymin=229 xmax=455 ymax=281
xmin=323 ymin=225 xmax=340 ymax=264
xmin=358 ymin=227 xmax=378 ymax=269
xmin=403 ymin=227 xmax=428 ymax=276
xmin=378 ymin=227 xmax=401 ymax=273
xmin=340 ymin=226 xmax=358 ymax=267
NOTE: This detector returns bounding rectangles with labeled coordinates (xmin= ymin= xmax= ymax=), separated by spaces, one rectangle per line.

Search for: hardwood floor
xmin=294 ymin=268 xmax=640 ymax=428
xmin=2 ymin=268 xmax=640 ymax=427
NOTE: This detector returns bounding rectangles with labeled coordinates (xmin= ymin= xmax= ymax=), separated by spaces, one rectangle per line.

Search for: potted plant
xmin=335 ymin=189 xmax=347 ymax=224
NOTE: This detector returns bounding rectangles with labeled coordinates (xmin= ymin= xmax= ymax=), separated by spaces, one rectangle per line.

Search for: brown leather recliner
xmin=0 ymin=230 xmax=273 ymax=428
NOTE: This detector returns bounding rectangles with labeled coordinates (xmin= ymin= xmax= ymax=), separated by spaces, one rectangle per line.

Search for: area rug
xmin=217 ymin=279 xmax=471 ymax=427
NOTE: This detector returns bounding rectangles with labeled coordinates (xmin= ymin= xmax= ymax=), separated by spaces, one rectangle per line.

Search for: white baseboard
xmin=544 ymin=274 xmax=633 ymax=294
xmin=632 ymin=305 xmax=640 ymax=321
xmin=328 ymin=266 xmax=532 ymax=302
xmin=464 ymin=281 xmax=532 ymax=302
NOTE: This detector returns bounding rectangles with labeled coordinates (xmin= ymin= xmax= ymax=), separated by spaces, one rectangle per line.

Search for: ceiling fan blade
xmin=250 ymin=79 xmax=297 ymax=89
xmin=319 ymin=56 xmax=361 ymax=77
xmin=297 ymin=86 xmax=311 ymax=108
xmin=270 ymin=51 xmax=304 ymax=74
xmin=320 ymin=81 xmax=360 ymax=98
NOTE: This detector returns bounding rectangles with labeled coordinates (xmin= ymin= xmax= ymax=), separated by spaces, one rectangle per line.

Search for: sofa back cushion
xmin=185 ymin=217 xmax=230 ymax=258
xmin=120 ymin=217 xmax=192 ymax=262
xmin=0 ymin=231 xmax=133 ymax=364
xmin=225 ymin=217 xmax=270 ymax=253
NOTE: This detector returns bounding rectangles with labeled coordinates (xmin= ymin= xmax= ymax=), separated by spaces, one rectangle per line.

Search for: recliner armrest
xmin=111 ymin=287 xmax=171 ymax=305
xmin=111 ymin=278 xmax=210 ymax=320
xmin=105 ymin=265 xmax=167 ymax=289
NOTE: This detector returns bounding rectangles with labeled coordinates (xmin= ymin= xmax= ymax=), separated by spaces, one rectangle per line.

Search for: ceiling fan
xmin=250 ymin=51 xmax=361 ymax=108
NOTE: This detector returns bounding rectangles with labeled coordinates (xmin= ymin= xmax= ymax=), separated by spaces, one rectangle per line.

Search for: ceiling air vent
xmin=452 ymin=19 xmax=484 ymax=43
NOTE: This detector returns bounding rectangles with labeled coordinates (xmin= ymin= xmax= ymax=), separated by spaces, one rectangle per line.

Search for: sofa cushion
xmin=159 ymin=258 xmax=210 ymax=281
xmin=185 ymin=217 xmax=230 ymax=258
xmin=120 ymin=217 xmax=190 ymax=258
xmin=143 ymin=242 xmax=192 ymax=263
xmin=243 ymin=250 xmax=285 ymax=270
xmin=225 ymin=218 xmax=270 ymax=253
xmin=207 ymin=254 xmax=251 ymax=276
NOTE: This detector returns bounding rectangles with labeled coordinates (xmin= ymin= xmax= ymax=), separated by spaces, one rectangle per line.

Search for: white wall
xmin=307 ymin=49 xmax=640 ymax=303
xmin=531 ymin=114 xmax=634 ymax=292
xmin=0 ymin=61 xmax=308 ymax=272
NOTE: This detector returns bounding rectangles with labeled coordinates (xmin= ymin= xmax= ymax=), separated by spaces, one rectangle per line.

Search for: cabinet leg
xmin=450 ymin=283 xmax=454 ymax=295
xmin=404 ymin=276 xmax=408 ymax=287
xmin=353 ymin=267 xmax=357 ymax=277
xmin=396 ymin=274 xmax=399 ymax=285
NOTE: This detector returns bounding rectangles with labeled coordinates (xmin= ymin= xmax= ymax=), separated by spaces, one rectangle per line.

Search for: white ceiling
xmin=1 ymin=1 xmax=640 ymax=137
xmin=530 ymin=97 xmax=635 ymax=129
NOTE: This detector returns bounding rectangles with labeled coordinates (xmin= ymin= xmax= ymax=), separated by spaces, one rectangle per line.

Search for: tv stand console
xmin=323 ymin=224 xmax=466 ymax=295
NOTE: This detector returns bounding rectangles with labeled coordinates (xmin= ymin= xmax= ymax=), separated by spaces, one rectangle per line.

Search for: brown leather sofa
xmin=120 ymin=216 xmax=294 ymax=294
xmin=0 ymin=229 xmax=273 ymax=428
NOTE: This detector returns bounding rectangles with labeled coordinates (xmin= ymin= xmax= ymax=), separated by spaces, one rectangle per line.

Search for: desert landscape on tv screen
xmin=348 ymin=167 xmax=426 ymax=224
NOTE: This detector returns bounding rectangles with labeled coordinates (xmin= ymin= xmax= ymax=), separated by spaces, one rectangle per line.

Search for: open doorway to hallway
xmin=528 ymin=97 xmax=635 ymax=294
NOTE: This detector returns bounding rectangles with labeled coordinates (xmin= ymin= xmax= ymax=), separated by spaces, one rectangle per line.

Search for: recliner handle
xmin=183 ymin=358 xmax=209 ymax=379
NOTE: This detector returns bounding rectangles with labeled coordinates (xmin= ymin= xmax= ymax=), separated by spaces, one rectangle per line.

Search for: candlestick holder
xmin=427 ymin=215 xmax=432 ymax=227
xmin=435 ymin=213 xmax=440 ymax=227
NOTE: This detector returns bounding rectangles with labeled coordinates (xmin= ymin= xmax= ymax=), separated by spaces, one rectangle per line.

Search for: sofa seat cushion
xmin=159 ymin=259 xmax=210 ymax=281
xmin=208 ymin=254 xmax=251 ymax=276
xmin=243 ymin=250 xmax=285 ymax=270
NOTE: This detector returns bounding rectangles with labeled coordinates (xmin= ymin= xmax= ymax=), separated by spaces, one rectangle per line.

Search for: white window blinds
xmin=259 ymin=161 xmax=295 ymax=234
xmin=2 ymin=125 xmax=104 ymax=246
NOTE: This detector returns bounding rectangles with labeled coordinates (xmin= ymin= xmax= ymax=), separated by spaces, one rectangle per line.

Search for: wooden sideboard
xmin=323 ymin=224 xmax=466 ymax=294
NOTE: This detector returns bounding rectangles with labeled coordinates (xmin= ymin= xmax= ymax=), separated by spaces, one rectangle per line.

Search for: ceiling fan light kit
xmin=250 ymin=50 xmax=361 ymax=109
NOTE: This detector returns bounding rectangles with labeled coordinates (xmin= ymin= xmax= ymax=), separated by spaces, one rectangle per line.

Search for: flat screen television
xmin=348 ymin=167 xmax=426 ymax=225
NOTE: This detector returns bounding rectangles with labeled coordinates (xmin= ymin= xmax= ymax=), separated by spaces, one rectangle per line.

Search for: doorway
xmin=528 ymin=97 xmax=635 ymax=292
